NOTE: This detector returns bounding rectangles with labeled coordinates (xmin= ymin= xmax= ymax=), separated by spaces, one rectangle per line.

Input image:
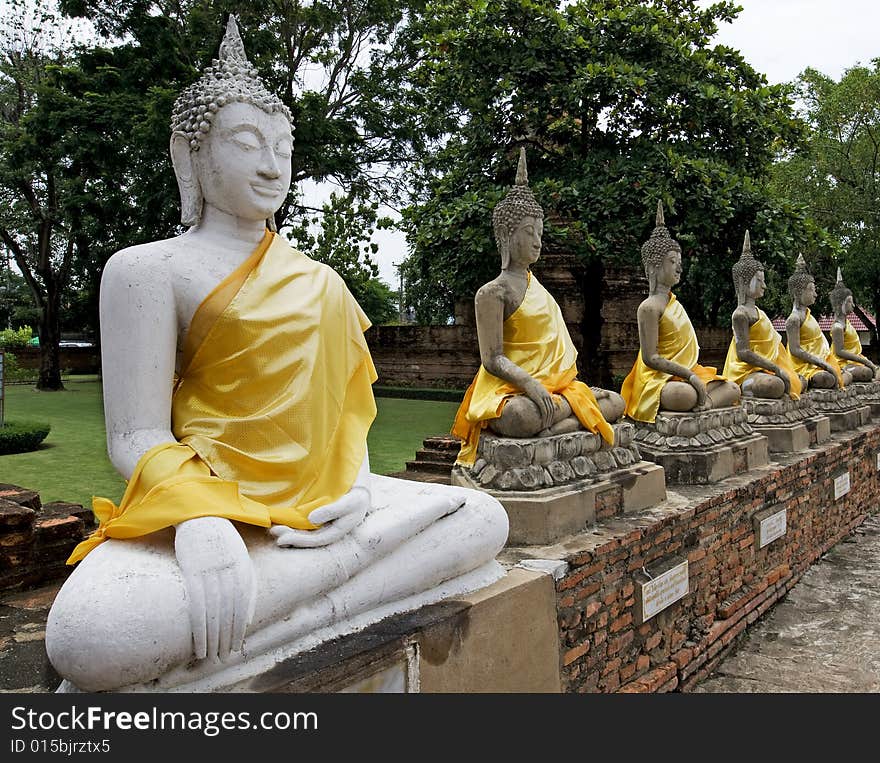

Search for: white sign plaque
xmin=639 ymin=560 xmax=689 ymax=622
xmin=833 ymin=471 xmax=850 ymax=500
xmin=757 ymin=509 xmax=787 ymax=549
xmin=875 ymin=452 xmax=880 ymax=472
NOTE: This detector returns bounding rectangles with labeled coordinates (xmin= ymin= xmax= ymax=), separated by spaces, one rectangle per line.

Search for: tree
xmin=392 ymin=0 xmax=828 ymax=325
xmin=770 ymin=63 xmax=880 ymax=341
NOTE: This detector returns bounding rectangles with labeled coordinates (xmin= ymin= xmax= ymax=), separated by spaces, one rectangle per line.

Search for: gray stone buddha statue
xmin=828 ymin=268 xmax=878 ymax=382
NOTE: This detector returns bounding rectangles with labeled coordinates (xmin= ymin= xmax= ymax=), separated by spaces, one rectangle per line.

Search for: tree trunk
xmin=36 ymin=288 xmax=63 ymax=391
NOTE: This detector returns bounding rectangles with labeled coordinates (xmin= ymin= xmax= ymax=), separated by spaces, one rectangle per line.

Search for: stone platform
xmin=740 ymin=395 xmax=831 ymax=453
xmin=803 ymin=386 xmax=871 ymax=432
xmin=631 ymin=406 xmax=768 ymax=484
xmin=450 ymin=424 xmax=666 ymax=545
xmin=850 ymin=380 xmax=880 ymax=419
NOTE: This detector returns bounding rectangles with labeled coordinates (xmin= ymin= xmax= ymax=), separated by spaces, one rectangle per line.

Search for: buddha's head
xmin=829 ymin=267 xmax=854 ymax=316
xmin=732 ymin=230 xmax=765 ymax=302
xmin=170 ymin=16 xmax=294 ymax=228
xmin=641 ymin=201 xmax=682 ymax=290
xmin=788 ymin=254 xmax=816 ymax=307
xmin=492 ymin=148 xmax=544 ymax=269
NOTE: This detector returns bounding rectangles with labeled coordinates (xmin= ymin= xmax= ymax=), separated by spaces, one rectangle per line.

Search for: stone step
xmin=414 ymin=448 xmax=457 ymax=464
xmin=405 ymin=459 xmax=454 ymax=475
xmin=385 ymin=469 xmax=452 ymax=486
xmin=421 ymin=435 xmax=460 ymax=452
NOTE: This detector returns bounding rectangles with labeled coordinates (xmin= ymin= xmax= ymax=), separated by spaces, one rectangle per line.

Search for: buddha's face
xmin=194 ymin=101 xmax=293 ymax=222
xmin=843 ymin=294 xmax=854 ymax=314
xmin=656 ymin=247 xmax=682 ymax=287
xmin=798 ymin=279 xmax=817 ymax=307
xmin=508 ymin=215 xmax=543 ymax=267
xmin=748 ymin=270 xmax=766 ymax=300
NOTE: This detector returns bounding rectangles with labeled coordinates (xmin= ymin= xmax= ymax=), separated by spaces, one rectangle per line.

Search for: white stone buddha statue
xmin=44 ymin=17 xmax=508 ymax=692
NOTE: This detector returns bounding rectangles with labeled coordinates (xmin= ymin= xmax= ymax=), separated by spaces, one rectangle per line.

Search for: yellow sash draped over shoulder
xmin=722 ymin=308 xmax=801 ymax=399
xmin=788 ymin=309 xmax=843 ymax=386
xmin=451 ymin=273 xmax=613 ymax=466
xmin=620 ymin=294 xmax=723 ymax=423
xmin=69 ymin=231 xmax=378 ymax=563
xmin=829 ymin=320 xmax=865 ymax=369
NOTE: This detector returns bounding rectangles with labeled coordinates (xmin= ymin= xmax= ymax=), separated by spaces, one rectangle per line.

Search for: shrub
xmin=0 ymin=420 xmax=51 ymax=455
xmin=1 ymin=353 xmax=37 ymax=383
xmin=0 ymin=326 xmax=34 ymax=351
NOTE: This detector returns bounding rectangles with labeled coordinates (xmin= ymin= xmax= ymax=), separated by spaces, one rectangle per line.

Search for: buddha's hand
xmin=773 ymin=366 xmax=791 ymax=395
xmin=688 ymin=373 xmax=710 ymax=411
xmin=174 ymin=516 xmax=256 ymax=662
xmin=821 ymin=361 xmax=839 ymax=378
xmin=270 ymin=485 xmax=370 ymax=549
xmin=523 ymin=379 xmax=556 ymax=430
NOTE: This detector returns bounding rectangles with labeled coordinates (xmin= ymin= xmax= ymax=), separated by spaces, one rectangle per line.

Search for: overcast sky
xmin=370 ymin=0 xmax=880 ymax=286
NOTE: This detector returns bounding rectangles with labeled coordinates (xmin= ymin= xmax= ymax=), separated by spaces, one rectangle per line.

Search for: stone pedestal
xmin=803 ymin=387 xmax=871 ymax=432
xmin=741 ymin=395 xmax=831 ymax=453
xmin=850 ymin=380 xmax=880 ymax=420
xmin=631 ymin=406 xmax=769 ymax=484
xmin=450 ymin=424 xmax=666 ymax=545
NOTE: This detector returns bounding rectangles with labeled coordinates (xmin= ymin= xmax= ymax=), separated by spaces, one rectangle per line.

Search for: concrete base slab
xmin=247 ymin=567 xmax=562 ymax=693
xmin=638 ymin=433 xmax=769 ymax=485
xmin=452 ymin=461 xmax=666 ymax=545
xmin=825 ymin=407 xmax=868 ymax=433
xmin=751 ymin=423 xmax=810 ymax=453
xmin=805 ymin=415 xmax=832 ymax=446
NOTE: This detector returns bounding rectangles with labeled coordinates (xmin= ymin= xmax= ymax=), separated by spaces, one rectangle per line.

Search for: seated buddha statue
xmin=451 ymin=148 xmax=623 ymax=466
xmin=785 ymin=254 xmax=847 ymax=389
xmin=621 ymin=202 xmax=740 ymax=422
xmin=723 ymin=231 xmax=801 ymax=399
xmin=828 ymin=268 xmax=879 ymax=382
xmin=45 ymin=17 xmax=508 ymax=692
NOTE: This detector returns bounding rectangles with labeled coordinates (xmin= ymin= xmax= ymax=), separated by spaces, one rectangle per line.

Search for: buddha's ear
xmin=170 ymin=132 xmax=203 ymax=228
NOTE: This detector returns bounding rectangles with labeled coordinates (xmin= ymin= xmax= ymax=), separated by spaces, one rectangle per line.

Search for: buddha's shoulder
xmin=637 ymin=294 xmax=668 ymax=318
xmin=101 ymin=238 xmax=182 ymax=289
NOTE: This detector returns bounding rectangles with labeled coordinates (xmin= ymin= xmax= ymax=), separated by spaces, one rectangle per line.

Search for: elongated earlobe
xmin=170 ymin=132 xmax=203 ymax=227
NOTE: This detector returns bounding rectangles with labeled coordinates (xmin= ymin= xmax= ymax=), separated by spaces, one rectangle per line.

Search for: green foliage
xmin=0 ymin=420 xmax=51 ymax=455
xmin=393 ymin=0 xmax=817 ymax=324
xmin=0 ymin=327 xmax=34 ymax=351
xmin=770 ymin=63 xmax=880 ymax=328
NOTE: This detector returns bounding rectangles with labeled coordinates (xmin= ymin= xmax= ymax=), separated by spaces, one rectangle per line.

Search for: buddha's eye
xmin=231 ymin=131 xmax=260 ymax=151
xmin=275 ymin=139 xmax=292 ymax=158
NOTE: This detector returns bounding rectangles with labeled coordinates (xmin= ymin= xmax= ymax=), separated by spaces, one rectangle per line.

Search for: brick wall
xmin=547 ymin=426 xmax=880 ymax=693
xmin=0 ymin=484 xmax=94 ymax=591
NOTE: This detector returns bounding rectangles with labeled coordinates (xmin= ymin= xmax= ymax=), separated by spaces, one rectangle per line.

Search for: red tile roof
xmin=770 ymin=311 xmax=876 ymax=332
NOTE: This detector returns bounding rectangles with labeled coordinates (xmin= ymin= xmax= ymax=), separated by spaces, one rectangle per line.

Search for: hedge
xmin=0 ymin=420 xmax=51 ymax=455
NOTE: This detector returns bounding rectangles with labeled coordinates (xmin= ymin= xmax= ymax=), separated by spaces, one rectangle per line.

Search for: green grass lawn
xmin=0 ymin=379 xmax=460 ymax=509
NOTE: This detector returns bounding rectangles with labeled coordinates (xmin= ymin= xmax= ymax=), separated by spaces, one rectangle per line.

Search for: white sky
xmin=369 ymin=0 xmax=880 ymax=286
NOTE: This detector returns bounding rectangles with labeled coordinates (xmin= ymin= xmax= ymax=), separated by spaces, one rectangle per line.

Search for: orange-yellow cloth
xmin=68 ymin=231 xmax=378 ymax=563
xmin=788 ymin=308 xmax=844 ymax=387
xmin=451 ymin=273 xmax=613 ymax=466
xmin=829 ymin=320 xmax=865 ymax=369
xmin=723 ymin=307 xmax=802 ymax=400
xmin=621 ymin=294 xmax=724 ymax=423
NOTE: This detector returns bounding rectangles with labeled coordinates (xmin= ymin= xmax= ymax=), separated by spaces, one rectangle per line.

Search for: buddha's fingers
xmin=231 ymin=567 xmax=254 ymax=654
xmin=204 ymin=574 xmax=221 ymax=662
xmin=217 ymin=567 xmax=234 ymax=659
xmin=185 ymin=574 xmax=208 ymax=660
xmin=270 ymin=523 xmax=346 ymax=548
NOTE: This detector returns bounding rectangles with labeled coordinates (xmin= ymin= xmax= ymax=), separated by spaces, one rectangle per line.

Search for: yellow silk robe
xmin=788 ymin=309 xmax=843 ymax=386
xmin=451 ymin=273 xmax=614 ymax=466
xmin=722 ymin=307 xmax=801 ymax=399
xmin=621 ymin=294 xmax=724 ymax=423
xmin=69 ymin=231 xmax=378 ymax=563
xmin=829 ymin=320 xmax=865 ymax=369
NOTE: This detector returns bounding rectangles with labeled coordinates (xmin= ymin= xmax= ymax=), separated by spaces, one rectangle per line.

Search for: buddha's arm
xmin=786 ymin=314 xmax=835 ymax=373
xmin=831 ymin=323 xmax=876 ymax=370
xmin=100 ymin=248 xmax=178 ymax=477
xmin=101 ymin=248 xmax=254 ymax=663
xmin=475 ymin=283 xmax=554 ymax=427
xmin=732 ymin=310 xmax=787 ymax=387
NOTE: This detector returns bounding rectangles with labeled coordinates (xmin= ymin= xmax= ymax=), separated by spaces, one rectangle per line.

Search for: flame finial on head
xmin=640 ymin=199 xmax=680 ymax=274
xmin=732 ymin=229 xmax=763 ymax=293
xmin=788 ymin=253 xmax=814 ymax=300
xmin=830 ymin=264 xmax=852 ymax=311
